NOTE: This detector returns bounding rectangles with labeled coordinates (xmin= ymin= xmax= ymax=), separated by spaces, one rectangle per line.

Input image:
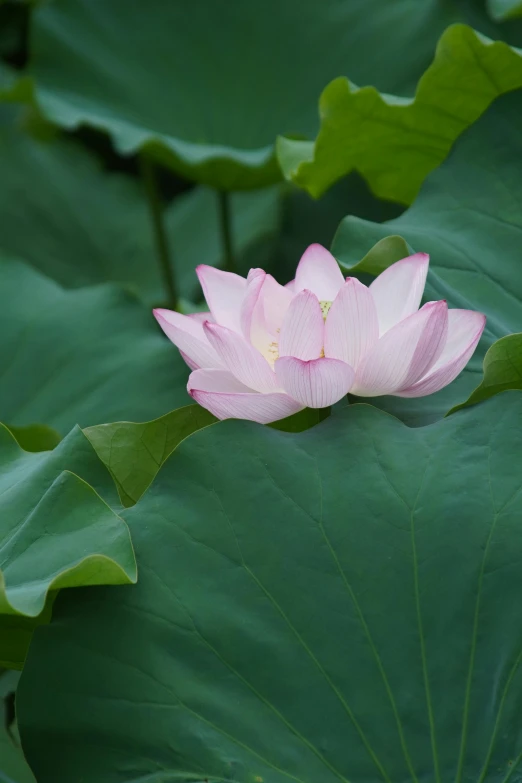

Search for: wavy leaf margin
xmin=277 ymin=25 xmax=522 ymax=203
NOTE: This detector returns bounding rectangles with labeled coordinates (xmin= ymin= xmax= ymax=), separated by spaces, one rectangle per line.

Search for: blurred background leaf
xmin=487 ymin=0 xmax=522 ymax=21
xmin=0 ymin=106 xmax=282 ymax=307
xmin=0 ymin=257 xmax=193 ymax=432
xmin=26 ymin=0 xmax=512 ymax=191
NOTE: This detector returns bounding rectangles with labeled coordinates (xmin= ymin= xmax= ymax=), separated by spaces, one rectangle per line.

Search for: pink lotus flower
xmin=154 ymin=245 xmax=485 ymax=424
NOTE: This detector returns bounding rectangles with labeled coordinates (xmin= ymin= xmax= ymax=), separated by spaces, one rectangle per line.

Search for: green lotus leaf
xmin=331 ymin=89 xmax=522 ymax=424
xmin=0 ymin=605 xmax=54 ymax=671
xmin=0 ymin=423 xmax=136 ymax=668
xmin=28 ymin=0 xmax=497 ymax=190
xmin=0 ymin=257 xmax=192 ymax=433
xmin=6 ymin=425 xmax=61 ymax=453
xmin=0 ymin=108 xmax=281 ymax=307
xmin=449 ymin=334 xmax=522 ymax=413
xmin=269 ymin=406 xmax=333 ymax=433
xmin=84 ymin=405 xmax=217 ymax=508
xmin=277 ymin=25 xmax=522 ymax=203
xmin=17 ymin=393 xmax=522 ymax=782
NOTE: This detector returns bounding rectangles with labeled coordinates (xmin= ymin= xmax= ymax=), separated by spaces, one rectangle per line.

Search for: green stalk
xmin=217 ymin=190 xmax=235 ymax=273
xmin=140 ymin=153 xmax=178 ymax=310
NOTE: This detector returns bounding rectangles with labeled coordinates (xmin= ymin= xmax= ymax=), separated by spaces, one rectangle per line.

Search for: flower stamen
xmin=267 ymin=340 xmax=279 ymax=367
xmin=319 ymin=300 xmax=332 ymax=320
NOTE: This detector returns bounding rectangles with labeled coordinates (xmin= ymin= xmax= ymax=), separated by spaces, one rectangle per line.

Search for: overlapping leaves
xmin=28 ymin=0 xmax=513 ymax=190
xmin=0 ymin=108 xmax=281 ymax=307
xmin=84 ymin=404 xmax=217 ymax=507
xmin=0 ymin=424 xmax=136 ymax=668
xmin=1 ymin=4 xmax=522 ymax=783
xmin=17 ymin=395 xmax=522 ymax=782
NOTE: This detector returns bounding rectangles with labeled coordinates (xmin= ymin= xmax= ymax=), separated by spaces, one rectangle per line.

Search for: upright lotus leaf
xmin=84 ymin=405 xmax=217 ymax=507
xmin=340 ymin=234 xmax=412 ymax=277
xmin=0 ymin=257 xmax=191 ymax=433
xmin=449 ymin=334 xmax=522 ymax=413
xmin=0 ymin=671 xmax=35 ymax=783
xmin=0 ymin=423 xmax=136 ymax=668
xmin=277 ymin=25 xmax=522 ymax=202
xmin=0 ymin=108 xmax=281 ymax=306
xmin=28 ymin=0 xmax=499 ymax=190
xmin=17 ymin=394 xmax=522 ymax=782
xmin=331 ymin=89 xmax=522 ymax=423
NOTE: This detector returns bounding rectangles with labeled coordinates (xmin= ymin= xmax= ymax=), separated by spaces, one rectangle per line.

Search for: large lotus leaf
xmin=27 ymin=0 xmax=504 ymax=191
xmin=0 ymin=108 xmax=280 ymax=306
xmin=17 ymin=393 xmax=522 ymax=782
xmin=277 ymin=25 xmax=522 ymax=203
xmin=330 ymin=89 xmax=522 ymax=424
xmin=0 ymin=671 xmax=35 ymax=783
xmin=84 ymin=405 xmax=217 ymax=508
xmin=0 ymin=257 xmax=191 ymax=433
xmin=83 ymin=405 xmax=333 ymax=510
xmin=0 ymin=423 xmax=135 ymax=668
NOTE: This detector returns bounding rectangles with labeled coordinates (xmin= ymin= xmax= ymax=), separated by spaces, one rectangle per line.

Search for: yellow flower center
xmin=259 ymin=305 xmax=332 ymax=368
xmin=320 ymin=300 xmax=332 ymax=320
xmin=267 ymin=340 xmax=279 ymax=365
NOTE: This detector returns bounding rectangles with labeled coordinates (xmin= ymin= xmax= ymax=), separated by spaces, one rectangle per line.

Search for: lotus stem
xmin=139 ymin=153 xmax=178 ymax=310
xmin=217 ymin=190 xmax=235 ymax=274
